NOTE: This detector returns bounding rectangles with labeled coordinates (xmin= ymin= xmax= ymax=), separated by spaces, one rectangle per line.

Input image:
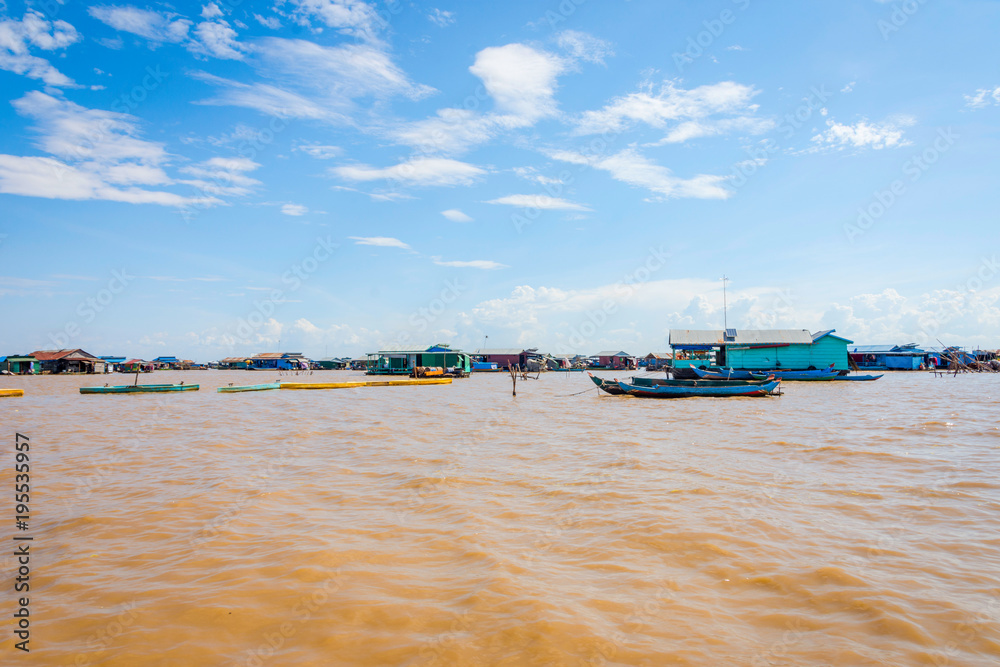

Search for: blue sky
xmin=1 ymin=0 xmax=998 ymax=360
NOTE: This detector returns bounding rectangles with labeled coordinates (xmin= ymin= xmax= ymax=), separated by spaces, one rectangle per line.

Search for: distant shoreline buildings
xmin=3 ymin=330 xmax=995 ymax=376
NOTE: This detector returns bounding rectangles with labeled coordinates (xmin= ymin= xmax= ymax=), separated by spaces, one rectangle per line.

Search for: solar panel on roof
xmin=725 ymin=328 xmax=737 ymax=340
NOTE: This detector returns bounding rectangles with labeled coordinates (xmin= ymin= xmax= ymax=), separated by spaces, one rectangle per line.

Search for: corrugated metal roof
xmin=850 ymin=345 xmax=896 ymax=353
xmin=596 ymin=351 xmax=632 ymax=357
xmin=644 ymin=352 xmax=672 ymax=359
xmin=31 ymin=349 xmax=100 ymax=361
xmin=669 ymin=330 xmax=814 ymax=346
xmin=473 ymin=348 xmax=528 ymax=355
xmin=812 ymin=329 xmax=854 ymax=344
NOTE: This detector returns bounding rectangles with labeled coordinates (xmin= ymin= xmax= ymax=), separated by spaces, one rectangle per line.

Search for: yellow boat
xmin=0 ymin=389 xmax=25 ymax=397
xmin=280 ymin=378 xmax=452 ymax=390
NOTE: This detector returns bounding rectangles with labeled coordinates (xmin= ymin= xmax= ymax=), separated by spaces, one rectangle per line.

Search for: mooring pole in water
xmin=509 ymin=364 xmax=517 ymax=396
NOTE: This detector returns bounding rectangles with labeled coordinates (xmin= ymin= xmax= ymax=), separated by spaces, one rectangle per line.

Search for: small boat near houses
xmin=79 ymin=383 xmax=199 ymax=394
xmin=217 ymin=382 xmax=281 ymax=393
xmin=832 ymin=373 xmax=884 ymax=381
xmin=760 ymin=368 xmax=837 ymax=381
xmin=588 ymin=373 xmax=779 ymax=397
xmin=615 ymin=378 xmax=780 ymax=398
xmin=0 ymin=388 xmax=24 ymax=397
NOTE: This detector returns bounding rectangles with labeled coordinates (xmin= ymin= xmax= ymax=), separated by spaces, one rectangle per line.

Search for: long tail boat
xmin=588 ymin=373 xmax=777 ymax=396
xmin=757 ymin=369 xmax=837 ymax=381
xmin=0 ymin=389 xmax=24 ymax=397
xmin=80 ymin=383 xmax=199 ymax=394
xmin=217 ymin=382 xmax=281 ymax=393
xmin=616 ymin=378 xmax=780 ymax=398
xmin=832 ymin=374 xmax=884 ymax=381
xmin=691 ymin=367 xmax=768 ymax=381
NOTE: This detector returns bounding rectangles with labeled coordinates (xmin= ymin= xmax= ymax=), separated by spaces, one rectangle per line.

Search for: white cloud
xmin=820 ymin=287 xmax=1000 ymax=350
xmin=295 ymin=144 xmax=341 ymax=159
xmin=441 ymin=209 xmax=473 ymax=222
xmin=254 ymin=13 xmax=282 ymax=29
xmin=191 ymin=71 xmax=342 ymax=121
xmin=349 ymin=236 xmax=411 ymax=250
xmin=89 ymin=5 xmax=246 ymax=60
xmin=190 ymin=19 xmax=245 ymax=60
xmin=178 ymin=157 xmax=262 ymax=197
xmin=0 ymin=155 xmax=214 ymax=207
xmin=332 ymin=157 xmax=486 ymax=187
xmin=964 ymin=86 xmax=1000 ymax=109
xmin=513 ymin=166 xmax=564 ymax=185
xmin=841 ymin=81 xmax=856 ymax=93
xmin=283 ymin=0 xmax=384 ymax=41
xmin=428 ymin=9 xmax=455 ymax=27
xmin=0 ymin=92 xmax=259 ymax=209
xmin=88 ymin=5 xmax=192 ymax=43
xmin=810 ymin=117 xmax=913 ymax=151
xmin=195 ymin=37 xmax=433 ymax=122
xmin=485 ymin=194 xmax=591 ymax=211
xmin=652 ymin=116 xmax=774 ymax=145
xmin=12 ymin=90 xmax=167 ymax=167
xmin=556 ymin=30 xmax=613 ymax=65
xmin=281 ymin=203 xmax=308 ymax=216
xmin=470 ymin=43 xmax=565 ymax=121
xmin=0 ymin=10 xmax=81 ymax=86
xmin=548 ymin=148 xmax=730 ymax=201
xmin=432 ymin=258 xmax=507 ymax=270
xmin=390 ymin=42 xmax=572 ymax=155
xmin=726 ymin=44 xmax=745 ymax=51
xmin=201 ymin=3 xmax=223 ymax=19
xmin=573 ymin=79 xmax=761 ymax=139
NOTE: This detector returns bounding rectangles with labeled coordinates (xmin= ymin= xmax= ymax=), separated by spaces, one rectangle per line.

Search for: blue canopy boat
xmin=217 ymin=382 xmax=281 ymax=393
xmin=80 ymin=383 xmax=199 ymax=394
xmin=616 ymin=378 xmax=780 ymax=398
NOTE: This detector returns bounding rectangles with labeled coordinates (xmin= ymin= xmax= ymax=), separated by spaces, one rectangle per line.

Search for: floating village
xmin=2 ymin=329 xmax=997 ymax=398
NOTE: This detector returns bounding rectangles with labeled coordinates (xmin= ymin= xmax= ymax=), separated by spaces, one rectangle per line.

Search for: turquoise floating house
xmin=366 ymin=344 xmax=471 ymax=375
xmin=670 ymin=329 xmax=853 ymax=375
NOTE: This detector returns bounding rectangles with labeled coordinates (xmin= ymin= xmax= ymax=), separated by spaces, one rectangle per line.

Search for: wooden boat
xmin=750 ymin=365 xmax=838 ymax=381
xmin=80 ymin=383 xmax=199 ymax=394
xmin=616 ymin=378 xmax=780 ymax=398
xmin=691 ymin=367 xmax=768 ymax=381
xmin=588 ymin=373 xmax=776 ymax=396
xmin=280 ymin=378 xmax=452 ymax=390
xmin=0 ymin=389 xmax=24 ymax=397
xmin=832 ymin=374 xmax=884 ymax=381
xmin=217 ymin=382 xmax=281 ymax=393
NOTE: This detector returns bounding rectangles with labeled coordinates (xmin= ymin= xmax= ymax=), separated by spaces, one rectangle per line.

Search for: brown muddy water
xmin=1 ymin=370 xmax=999 ymax=666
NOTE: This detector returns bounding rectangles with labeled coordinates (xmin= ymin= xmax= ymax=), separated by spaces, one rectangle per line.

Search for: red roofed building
xmin=30 ymin=349 xmax=106 ymax=374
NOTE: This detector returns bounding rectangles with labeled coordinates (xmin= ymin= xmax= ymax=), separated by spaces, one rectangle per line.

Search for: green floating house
xmin=366 ymin=344 xmax=472 ymax=376
xmin=670 ymin=329 xmax=854 ymax=373
xmin=0 ymin=355 xmax=39 ymax=374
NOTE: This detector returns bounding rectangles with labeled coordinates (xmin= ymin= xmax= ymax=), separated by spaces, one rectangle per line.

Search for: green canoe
xmin=80 ymin=384 xmax=199 ymax=394
xmin=217 ymin=382 xmax=281 ymax=393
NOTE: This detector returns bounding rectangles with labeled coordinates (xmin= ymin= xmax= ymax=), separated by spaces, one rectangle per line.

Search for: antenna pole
xmin=722 ymin=275 xmax=729 ymax=330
